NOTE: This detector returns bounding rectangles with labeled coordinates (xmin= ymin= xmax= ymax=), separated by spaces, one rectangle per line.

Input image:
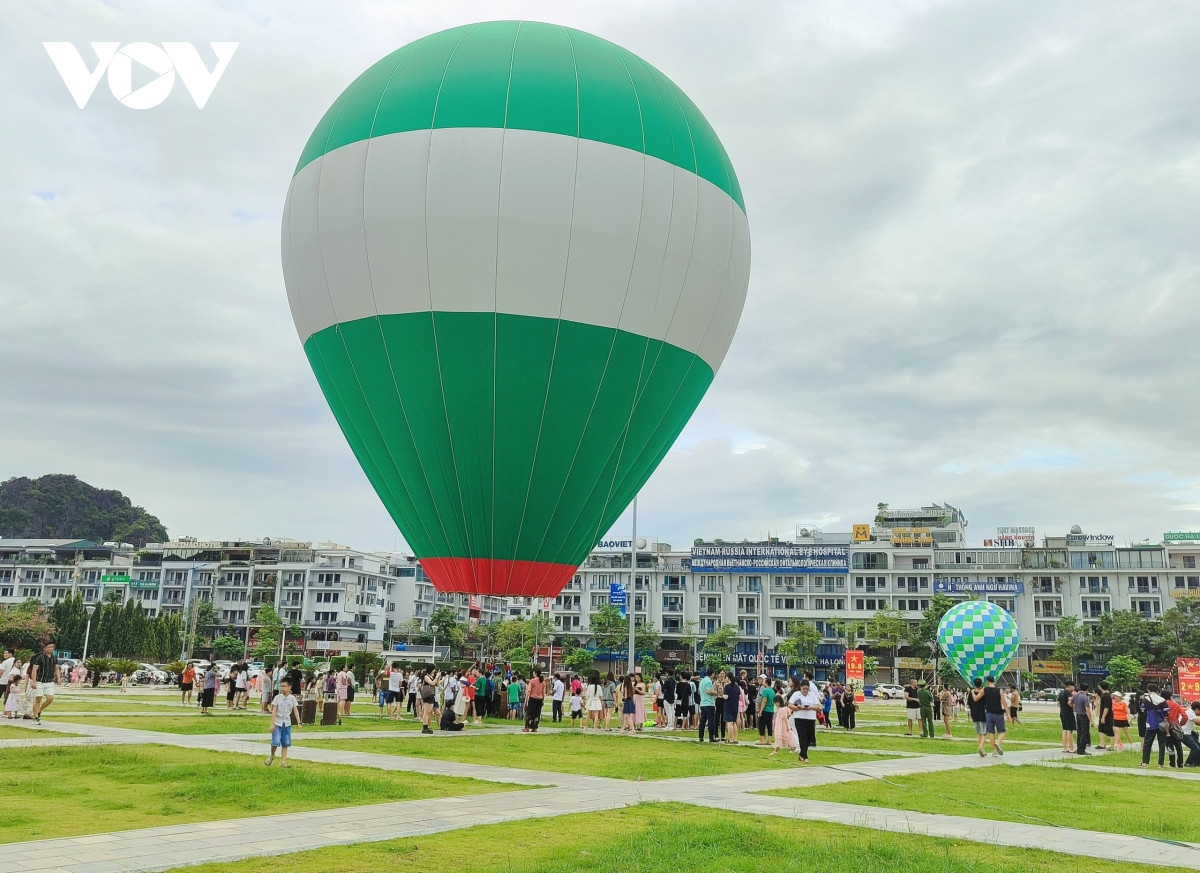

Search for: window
xmin=700 ymin=617 xmax=719 ymax=634
xmin=1080 ymin=576 xmax=1109 ymax=593
xmin=0 ymin=587 xmax=11 ymax=597
xmin=855 ymin=598 xmax=879 ymax=611
xmin=813 ymin=598 xmax=844 ymax=610
xmin=1185 ymin=556 xmax=1197 ymax=569
xmin=662 ymin=616 xmax=682 ymax=633
xmin=315 ymin=591 xmax=340 ymax=603
xmin=1071 ymin=552 xmax=1113 ymax=570
xmin=314 ymin=611 xmax=338 ymax=622
xmin=662 ymin=594 xmax=683 ymax=612
xmin=989 ymin=598 xmax=1015 ymax=612
xmin=1036 ymin=623 xmax=1057 ymax=642
xmin=1081 ymin=599 xmax=1110 ymax=618
xmin=317 ymin=573 xmax=341 ymax=584
xmin=700 ymin=595 xmax=721 ymax=613
xmin=737 ymin=575 xmax=762 ymax=592
xmin=912 ymin=558 xmax=929 ymax=569
xmin=662 ymin=576 xmax=686 ymax=591
xmin=1132 ymin=599 xmax=1161 ymax=618
xmin=1127 ymin=576 xmax=1158 ymax=594
xmin=220 ymin=609 xmax=245 ymax=623
xmin=49 ymin=587 xmax=67 ymax=599
xmin=772 ymin=575 xmax=801 ymax=591
xmin=223 ymin=590 xmax=247 ymax=602
xmin=739 ymin=618 xmax=757 ymax=635
xmin=737 ymin=596 xmax=758 ymax=613
xmin=590 ymin=594 xmax=608 ymax=608
xmin=775 ymin=620 xmax=786 ymax=637
xmin=698 ymin=575 xmax=723 ymax=592
xmin=772 ymin=597 xmax=803 ymax=610
xmin=852 ymin=552 xmax=887 ymax=570
xmin=1034 ymin=599 xmax=1062 ymax=618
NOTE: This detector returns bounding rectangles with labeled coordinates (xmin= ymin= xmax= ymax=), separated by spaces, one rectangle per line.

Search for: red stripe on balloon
xmin=421 ymin=558 xmax=578 ymax=598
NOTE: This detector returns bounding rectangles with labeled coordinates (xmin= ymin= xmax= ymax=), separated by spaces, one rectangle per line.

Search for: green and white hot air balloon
xmin=282 ymin=21 xmax=750 ymax=597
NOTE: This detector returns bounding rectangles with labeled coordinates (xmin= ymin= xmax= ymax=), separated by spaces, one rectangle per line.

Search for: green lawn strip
xmin=763 ymin=764 xmax=1200 ymax=844
xmin=159 ymin=802 xmax=1188 ymax=873
xmin=0 ymin=723 xmax=81 ymax=739
xmin=656 ymin=730 xmax=1044 ymax=755
xmin=45 ymin=702 xmax=195 ymax=714
xmin=309 ymin=732 xmax=892 ymax=779
xmin=0 ymin=744 xmax=522 ymax=844
xmin=854 ymin=720 xmax=1065 ymax=744
xmin=55 ymin=715 xmax=432 ymax=734
xmin=1045 ymin=748 xmax=1187 ymax=770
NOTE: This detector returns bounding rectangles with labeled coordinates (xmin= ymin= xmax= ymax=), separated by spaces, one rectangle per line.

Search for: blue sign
xmin=933 ymin=579 xmax=1024 ymax=595
xmin=690 ymin=544 xmax=849 ymax=573
xmin=608 ymin=582 xmax=627 ymax=617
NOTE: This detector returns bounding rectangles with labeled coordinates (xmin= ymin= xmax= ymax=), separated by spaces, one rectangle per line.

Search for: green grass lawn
xmin=1046 ymin=747 xmax=1184 ymax=769
xmin=309 ymin=732 xmax=894 ymax=779
xmin=160 ymin=802 xmax=1188 ymax=873
xmin=43 ymin=700 xmax=196 ymax=714
xmin=764 ymin=764 xmax=1200 ymax=843
xmin=56 ymin=714 xmax=434 ymax=734
xmin=656 ymin=729 xmax=1044 ymax=755
xmin=0 ymin=722 xmax=81 ymax=739
xmin=0 ymin=744 xmax=522 ymax=843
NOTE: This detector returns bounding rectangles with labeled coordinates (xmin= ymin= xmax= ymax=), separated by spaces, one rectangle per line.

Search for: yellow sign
xmin=852 ymin=524 xmax=872 ymax=542
xmin=896 ymin=657 xmax=934 ymax=670
xmin=1031 ymin=660 xmax=1068 ymax=674
xmin=890 ymin=527 xmax=933 ymax=547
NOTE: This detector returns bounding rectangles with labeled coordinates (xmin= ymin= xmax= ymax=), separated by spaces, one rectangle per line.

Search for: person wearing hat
xmin=917 ymin=679 xmax=935 ymax=738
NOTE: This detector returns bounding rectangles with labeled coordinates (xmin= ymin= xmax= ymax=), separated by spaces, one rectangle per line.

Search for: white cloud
xmin=3 ymin=0 xmax=1200 ymax=553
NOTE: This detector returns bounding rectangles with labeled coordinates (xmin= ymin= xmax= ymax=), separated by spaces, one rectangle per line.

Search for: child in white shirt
xmin=266 ymin=679 xmax=301 ymax=767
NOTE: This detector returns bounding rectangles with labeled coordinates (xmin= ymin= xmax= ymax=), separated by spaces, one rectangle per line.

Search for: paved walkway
xmin=5 ymin=717 xmax=1200 ymax=872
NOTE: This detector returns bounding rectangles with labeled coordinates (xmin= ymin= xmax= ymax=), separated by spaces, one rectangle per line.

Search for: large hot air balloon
xmin=282 ymin=21 xmax=750 ymax=597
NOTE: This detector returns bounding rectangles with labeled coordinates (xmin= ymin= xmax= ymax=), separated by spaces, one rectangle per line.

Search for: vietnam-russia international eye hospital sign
xmin=689 ymin=545 xmax=850 ymax=574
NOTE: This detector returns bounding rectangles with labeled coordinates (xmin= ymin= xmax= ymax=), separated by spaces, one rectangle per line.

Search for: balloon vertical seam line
xmin=353 ymin=42 xmax=454 ymax=562
xmin=491 ymin=21 xmax=522 ymax=597
xmin=504 ymin=24 xmax=582 ymax=580
xmin=421 ymin=24 xmax=481 ymax=592
xmin=545 ymin=40 xmax=660 ymax=565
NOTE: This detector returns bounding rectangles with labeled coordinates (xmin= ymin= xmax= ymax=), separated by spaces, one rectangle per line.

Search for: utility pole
xmin=627 ymin=496 xmax=637 ymax=675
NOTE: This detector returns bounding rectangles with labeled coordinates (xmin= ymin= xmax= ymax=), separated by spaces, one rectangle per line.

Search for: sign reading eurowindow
xmin=690 ymin=544 xmax=849 ymax=573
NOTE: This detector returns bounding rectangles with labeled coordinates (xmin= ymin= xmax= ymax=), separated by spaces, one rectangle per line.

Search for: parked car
xmin=872 ymin=683 xmax=906 ymax=700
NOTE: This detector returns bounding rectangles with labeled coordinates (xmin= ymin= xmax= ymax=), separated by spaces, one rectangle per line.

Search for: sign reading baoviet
xmin=689 ymin=544 xmax=849 ymax=573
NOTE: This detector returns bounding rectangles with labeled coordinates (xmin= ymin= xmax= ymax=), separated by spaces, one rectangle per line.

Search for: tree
xmin=49 ymin=594 xmax=87 ymax=655
xmin=867 ymin=607 xmax=910 ymax=683
xmin=678 ymin=620 xmax=700 ymax=670
xmin=393 ymin=617 xmax=425 ymax=646
xmin=562 ymin=647 xmax=595 ymax=676
xmin=633 ymin=620 xmax=661 ymax=657
xmin=348 ymin=651 xmax=383 ymax=681
xmin=1053 ymin=616 xmax=1092 ymax=681
xmin=1105 ymin=654 xmax=1143 ymax=692
xmin=428 ymin=606 xmax=465 ymax=656
xmin=862 ymin=655 xmax=880 ymax=681
xmin=831 ymin=618 xmax=867 ymax=650
xmin=184 ymin=598 xmax=218 ymax=657
xmin=507 ymin=645 xmax=532 ymax=667
xmin=700 ymin=624 xmax=738 ymax=673
xmin=936 ymin=659 xmax=962 ymax=687
xmin=0 ymin=603 xmax=56 ymax=651
xmin=250 ymin=604 xmax=286 ymax=660
xmin=1096 ymin=610 xmax=1156 ymax=663
xmin=776 ymin=621 xmax=821 ymax=672
xmin=1156 ymin=600 xmax=1200 ymax=662
xmin=589 ymin=604 xmax=627 ymax=653
xmin=913 ymin=594 xmax=956 ymax=662
xmin=640 ymin=655 xmax=661 ymax=677
xmin=211 ymin=634 xmax=244 ymax=660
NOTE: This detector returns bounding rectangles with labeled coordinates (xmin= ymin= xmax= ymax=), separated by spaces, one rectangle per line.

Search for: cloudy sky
xmin=4 ymin=0 xmax=1200 ymax=553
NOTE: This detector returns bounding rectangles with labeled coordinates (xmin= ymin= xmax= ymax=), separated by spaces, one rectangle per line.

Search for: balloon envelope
xmin=282 ymin=21 xmax=750 ymax=597
xmin=937 ymin=600 xmax=1021 ymax=683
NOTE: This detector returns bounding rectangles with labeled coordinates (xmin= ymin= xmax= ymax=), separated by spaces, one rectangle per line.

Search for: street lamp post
xmin=81 ymin=604 xmax=96 ymax=662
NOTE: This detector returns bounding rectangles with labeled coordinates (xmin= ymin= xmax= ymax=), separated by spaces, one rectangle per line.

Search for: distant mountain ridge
xmin=0 ymin=474 xmax=168 ymax=547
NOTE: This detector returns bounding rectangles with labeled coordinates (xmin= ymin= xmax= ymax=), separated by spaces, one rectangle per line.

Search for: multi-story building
xmin=2 ymin=503 xmax=1198 ymax=675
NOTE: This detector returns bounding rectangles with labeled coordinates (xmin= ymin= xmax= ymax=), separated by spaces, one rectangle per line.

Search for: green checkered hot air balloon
xmin=936 ymin=600 xmax=1021 ymax=683
xmin=281 ymin=21 xmax=750 ymax=598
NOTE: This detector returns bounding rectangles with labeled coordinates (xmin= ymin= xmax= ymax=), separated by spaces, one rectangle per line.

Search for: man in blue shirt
xmin=697 ymin=670 xmax=718 ymax=743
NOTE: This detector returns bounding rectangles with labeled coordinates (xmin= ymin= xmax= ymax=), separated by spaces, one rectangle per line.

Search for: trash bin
xmin=321 ymin=694 xmax=339 ymax=726
xmin=301 ymin=697 xmax=318 ymax=725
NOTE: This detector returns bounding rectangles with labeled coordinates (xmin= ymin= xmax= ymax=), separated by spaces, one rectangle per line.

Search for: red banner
xmin=1177 ymin=658 xmax=1200 ymax=703
xmin=845 ymin=649 xmax=865 ymax=703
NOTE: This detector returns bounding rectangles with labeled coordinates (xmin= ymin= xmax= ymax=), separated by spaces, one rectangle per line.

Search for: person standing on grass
xmin=1164 ymin=691 xmax=1188 ymax=768
xmin=618 ymin=675 xmax=638 ymax=733
xmin=1139 ymin=683 xmax=1170 ymax=768
xmin=180 ymin=662 xmax=196 ymax=706
xmin=28 ymin=641 xmax=60 ymax=724
xmin=418 ymin=670 xmax=436 ymax=734
xmin=522 ymin=670 xmax=545 ymax=733
xmin=407 ymin=670 xmax=420 ymax=719
xmin=1057 ymin=680 xmax=1077 ymax=753
xmin=769 ymin=684 xmax=796 ymax=756
xmin=756 ymin=675 xmax=775 ymax=745
xmin=939 ymin=685 xmax=954 ymax=737
xmin=583 ymin=672 xmax=604 ymax=732
xmin=550 ymin=672 xmax=565 ymax=723
xmin=1096 ymin=681 xmax=1114 ymax=751
xmin=387 ymin=664 xmax=404 ymax=718
xmin=722 ymin=674 xmax=741 ymax=744
xmin=260 ymin=667 xmax=274 ymax=713
xmin=473 ymin=669 xmax=487 ymax=726
xmin=661 ymin=670 xmax=676 ymax=732
xmin=789 ymin=678 xmax=821 ymax=763
xmin=200 ymin=664 xmax=218 ymax=715
xmin=917 ymin=680 xmax=935 ymax=738
xmin=841 ymin=684 xmax=856 ymax=731
xmin=980 ymin=675 xmax=1006 ymax=756
xmin=1007 ymin=684 xmax=1022 ymax=725
xmin=697 ymin=670 xmax=718 ymax=743
xmin=1111 ymin=692 xmax=1131 ymax=750
xmin=1073 ymin=682 xmax=1093 ymax=756
xmin=265 ymin=678 xmax=300 ymax=767
xmin=967 ymin=677 xmax=988 ymax=757
xmin=904 ymin=678 xmax=921 ymax=736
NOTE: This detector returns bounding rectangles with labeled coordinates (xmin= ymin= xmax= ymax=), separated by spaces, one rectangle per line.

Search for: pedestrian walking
xmin=789 ymin=678 xmax=821 ymax=763
xmin=522 ymin=670 xmax=545 ymax=733
xmin=264 ymin=679 xmax=300 ymax=767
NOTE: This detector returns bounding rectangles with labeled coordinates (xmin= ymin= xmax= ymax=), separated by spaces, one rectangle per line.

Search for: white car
xmin=873 ymin=683 xmax=906 ymax=700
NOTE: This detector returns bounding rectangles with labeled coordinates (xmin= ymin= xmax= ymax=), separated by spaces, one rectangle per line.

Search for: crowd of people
xmin=0 ymin=643 xmax=62 ymax=723
xmin=1053 ymin=678 xmax=1200 ymax=768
